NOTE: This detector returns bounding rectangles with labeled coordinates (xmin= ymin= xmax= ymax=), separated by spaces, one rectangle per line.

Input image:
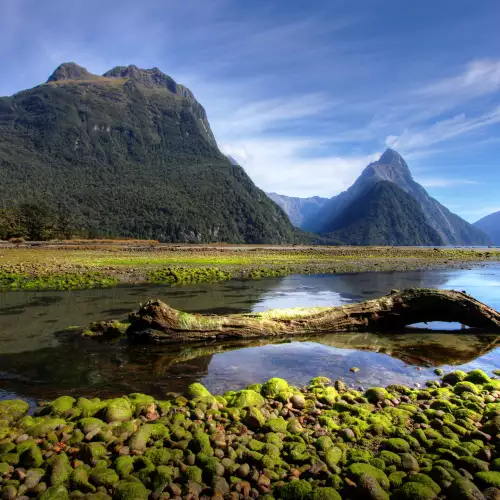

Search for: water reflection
xmin=0 ymin=264 xmax=499 ymax=401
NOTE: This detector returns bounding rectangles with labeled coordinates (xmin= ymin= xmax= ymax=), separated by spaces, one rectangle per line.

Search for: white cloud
xmin=385 ymin=106 xmax=500 ymax=152
xmin=416 ymin=178 xmax=479 ymax=188
xmin=420 ymin=59 xmax=500 ymax=99
xmin=221 ymin=139 xmax=379 ymax=197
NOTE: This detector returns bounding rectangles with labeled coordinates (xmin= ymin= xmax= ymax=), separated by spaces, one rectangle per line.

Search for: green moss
xmin=89 ymin=467 xmax=119 ymax=488
xmin=76 ymin=398 xmax=106 ymax=418
xmin=465 ymin=369 xmax=491 ymax=384
xmin=103 ymin=398 xmax=132 ymax=423
xmin=0 ymin=399 xmax=30 ymax=423
xmin=19 ymin=442 xmax=44 ymax=468
xmin=277 ymin=479 xmax=313 ymax=499
xmin=379 ymin=450 xmax=401 ymax=466
xmin=407 ymin=474 xmax=441 ymax=494
xmin=448 ymin=478 xmax=485 ymax=500
xmin=40 ymin=484 xmax=70 ymax=499
xmin=358 ymin=473 xmax=390 ymax=500
xmin=114 ymin=456 xmax=134 ymax=478
xmin=392 ymin=481 xmax=437 ymax=499
xmin=187 ymin=382 xmax=212 ymax=400
xmin=475 ymin=471 xmax=500 ymax=488
xmin=347 ymin=463 xmax=389 ymax=490
xmin=453 ymin=381 xmax=480 ymax=395
xmin=442 ymin=370 xmax=467 ymax=385
xmin=113 ymin=478 xmax=149 ymax=500
xmin=311 ymin=487 xmax=342 ymax=500
xmin=183 ymin=465 xmax=203 ymax=483
xmin=266 ymin=417 xmax=288 ymax=433
xmin=226 ymin=390 xmax=265 ymax=408
xmin=389 ymin=471 xmax=407 ymax=489
xmin=364 ymin=387 xmax=390 ymax=404
xmin=262 ymin=378 xmax=289 ymax=398
xmin=384 ymin=438 xmax=410 ymax=453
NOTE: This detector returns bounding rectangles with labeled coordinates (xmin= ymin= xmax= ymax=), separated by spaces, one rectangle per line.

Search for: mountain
xmin=0 ymin=63 xmax=297 ymax=243
xmin=303 ymin=149 xmax=489 ymax=246
xmin=266 ymin=193 xmax=329 ymax=227
xmin=324 ymin=181 xmax=443 ymax=245
xmin=474 ymin=212 xmax=500 ymax=245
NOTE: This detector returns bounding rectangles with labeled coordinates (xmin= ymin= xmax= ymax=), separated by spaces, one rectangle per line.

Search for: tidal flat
xmin=1 ymin=242 xmax=499 ymax=290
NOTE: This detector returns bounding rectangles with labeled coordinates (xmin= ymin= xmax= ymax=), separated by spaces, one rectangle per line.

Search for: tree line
xmin=0 ymin=204 xmax=76 ymax=241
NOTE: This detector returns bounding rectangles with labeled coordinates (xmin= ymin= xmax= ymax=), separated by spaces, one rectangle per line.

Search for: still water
xmin=0 ymin=264 xmax=499 ymax=403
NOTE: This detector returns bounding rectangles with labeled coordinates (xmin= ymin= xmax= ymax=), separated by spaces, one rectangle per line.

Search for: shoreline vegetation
xmin=2 ymin=371 xmax=500 ymax=499
xmin=1 ymin=242 xmax=499 ymax=291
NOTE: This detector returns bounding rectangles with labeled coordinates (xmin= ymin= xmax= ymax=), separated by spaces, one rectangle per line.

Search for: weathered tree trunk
xmin=126 ymin=288 xmax=500 ymax=344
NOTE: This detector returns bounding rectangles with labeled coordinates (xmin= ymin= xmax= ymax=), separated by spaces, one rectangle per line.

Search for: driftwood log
xmin=126 ymin=288 xmax=500 ymax=344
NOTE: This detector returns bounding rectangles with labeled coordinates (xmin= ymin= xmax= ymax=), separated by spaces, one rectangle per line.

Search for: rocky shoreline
xmin=2 ymin=371 xmax=500 ymax=499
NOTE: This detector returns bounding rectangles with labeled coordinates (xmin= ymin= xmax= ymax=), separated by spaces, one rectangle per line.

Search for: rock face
xmin=266 ymin=193 xmax=328 ymax=227
xmin=303 ymin=149 xmax=489 ymax=246
xmin=474 ymin=211 xmax=500 ymax=245
xmin=0 ymin=63 xmax=296 ymax=243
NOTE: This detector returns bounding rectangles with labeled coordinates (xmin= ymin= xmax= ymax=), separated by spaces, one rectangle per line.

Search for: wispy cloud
xmin=417 ymin=177 xmax=479 ymax=188
xmin=385 ymin=106 xmax=500 ymax=152
xmin=419 ymin=59 xmax=500 ymax=100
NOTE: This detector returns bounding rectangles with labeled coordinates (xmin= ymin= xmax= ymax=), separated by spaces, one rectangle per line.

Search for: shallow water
xmin=1 ymin=264 xmax=499 ymax=402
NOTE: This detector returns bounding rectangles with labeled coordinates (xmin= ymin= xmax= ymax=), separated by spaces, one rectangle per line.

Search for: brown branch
xmin=126 ymin=288 xmax=500 ymax=344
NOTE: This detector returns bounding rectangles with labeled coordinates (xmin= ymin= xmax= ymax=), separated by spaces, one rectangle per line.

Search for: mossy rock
xmin=40 ymin=484 xmax=70 ymax=499
xmin=113 ymin=478 xmax=149 ymax=500
xmin=76 ymin=398 xmax=106 ymax=418
xmin=44 ymin=396 xmax=76 ymax=416
xmin=347 ymin=462 xmax=389 ymax=490
xmin=448 ymin=477 xmax=486 ymax=500
xmin=389 ymin=471 xmax=407 ymax=489
xmin=311 ymin=487 xmax=342 ymax=500
xmin=454 ymin=382 xmax=480 ymax=395
xmin=0 ymin=400 xmax=30 ymax=423
xmin=392 ymin=481 xmax=437 ymax=499
xmin=465 ymin=369 xmax=491 ymax=384
xmin=88 ymin=467 xmax=119 ymax=488
xmin=114 ymin=456 xmax=134 ymax=478
xmin=266 ymin=417 xmax=288 ymax=433
xmin=226 ymin=390 xmax=265 ymax=408
xmin=357 ymin=473 xmax=390 ymax=500
xmin=103 ymin=398 xmax=132 ymax=423
xmin=262 ymin=378 xmax=289 ymax=398
xmin=71 ymin=466 xmax=96 ymax=493
xmin=187 ymin=383 xmax=212 ymax=400
xmin=407 ymin=473 xmax=441 ymax=494
xmin=277 ymin=479 xmax=313 ymax=499
xmin=384 ymin=438 xmax=410 ymax=453
xmin=475 ymin=471 xmax=500 ymax=489
xmin=364 ymin=387 xmax=390 ymax=404
xmin=442 ymin=370 xmax=467 ymax=385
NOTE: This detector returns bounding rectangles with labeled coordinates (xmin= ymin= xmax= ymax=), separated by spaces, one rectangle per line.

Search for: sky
xmin=1 ymin=0 xmax=500 ymax=222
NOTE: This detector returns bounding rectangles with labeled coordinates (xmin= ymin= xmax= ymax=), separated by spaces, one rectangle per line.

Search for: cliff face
xmin=266 ymin=193 xmax=328 ymax=227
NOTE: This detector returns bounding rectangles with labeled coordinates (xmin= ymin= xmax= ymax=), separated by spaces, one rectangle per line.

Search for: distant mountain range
xmin=0 ymin=63 xmax=297 ymax=243
xmin=272 ymin=149 xmax=489 ymax=246
xmin=474 ymin=212 xmax=500 ymax=245
xmin=266 ymin=193 xmax=329 ymax=227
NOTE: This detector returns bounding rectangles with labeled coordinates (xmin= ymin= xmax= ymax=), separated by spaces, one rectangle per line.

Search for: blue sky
xmin=1 ymin=0 xmax=500 ymax=222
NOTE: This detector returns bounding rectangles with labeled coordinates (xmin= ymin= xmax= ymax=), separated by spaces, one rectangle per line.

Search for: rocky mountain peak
xmin=47 ymin=62 xmax=98 ymax=82
xmin=363 ymin=148 xmax=413 ymax=186
xmin=102 ymin=65 xmax=192 ymax=96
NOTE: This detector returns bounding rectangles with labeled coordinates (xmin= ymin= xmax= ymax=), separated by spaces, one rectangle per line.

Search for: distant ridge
xmin=474 ymin=211 xmax=500 ymax=245
xmin=266 ymin=193 xmax=329 ymax=228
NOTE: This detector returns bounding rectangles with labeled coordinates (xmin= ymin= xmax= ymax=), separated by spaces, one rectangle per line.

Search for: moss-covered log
xmin=127 ymin=288 xmax=500 ymax=343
